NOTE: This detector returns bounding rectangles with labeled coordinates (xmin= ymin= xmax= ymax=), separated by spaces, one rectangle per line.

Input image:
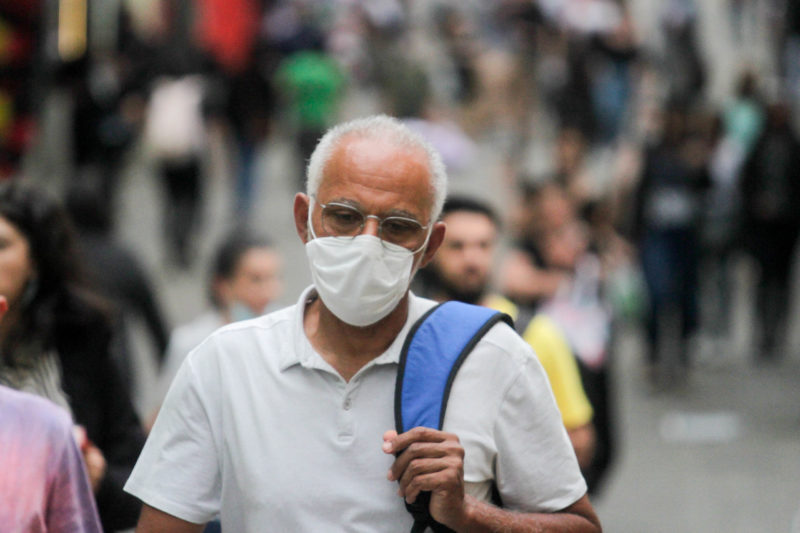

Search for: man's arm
xmin=457 ymin=493 xmax=600 ymax=533
xmin=135 ymin=504 xmax=205 ymax=533
xmin=384 ymin=428 xmax=602 ymax=533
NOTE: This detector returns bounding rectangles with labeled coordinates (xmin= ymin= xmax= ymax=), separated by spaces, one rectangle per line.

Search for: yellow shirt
xmin=486 ymin=295 xmax=593 ymax=430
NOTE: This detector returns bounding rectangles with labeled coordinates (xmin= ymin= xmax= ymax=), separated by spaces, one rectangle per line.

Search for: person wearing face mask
xmin=125 ymin=115 xmax=601 ymax=533
xmin=149 ymin=230 xmax=282 ymax=429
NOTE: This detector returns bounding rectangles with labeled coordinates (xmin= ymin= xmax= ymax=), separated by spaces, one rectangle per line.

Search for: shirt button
xmin=343 ymin=397 xmax=352 ymax=410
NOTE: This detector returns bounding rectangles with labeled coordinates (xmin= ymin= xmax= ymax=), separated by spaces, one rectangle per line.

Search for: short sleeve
xmin=124 ymin=353 xmax=222 ymax=525
xmin=493 ymin=354 xmax=587 ymax=512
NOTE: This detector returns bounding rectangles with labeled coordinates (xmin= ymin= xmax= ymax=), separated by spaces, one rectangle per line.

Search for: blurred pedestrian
xmin=195 ymin=0 xmax=277 ymax=221
xmin=141 ymin=4 xmax=212 ymax=269
xmin=740 ymin=100 xmax=800 ymax=360
xmin=274 ymin=29 xmax=346 ymax=190
xmin=500 ymin=180 xmax=574 ymax=308
xmin=65 ymin=180 xmax=169 ymax=394
xmin=0 ymin=296 xmax=103 ymax=533
xmin=534 ymin=193 xmax=617 ymax=495
xmin=0 ymin=180 xmax=145 ymax=531
xmin=698 ymin=111 xmax=748 ymax=349
xmin=154 ymin=229 xmax=282 ymax=419
xmin=633 ymin=102 xmax=710 ymax=381
xmin=142 ymin=68 xmax=208 ymax=268
xmin=501 ymin=179 xmax=617 ymax=494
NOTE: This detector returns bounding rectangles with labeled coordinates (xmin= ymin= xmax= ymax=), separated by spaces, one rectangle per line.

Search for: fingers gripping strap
xmin=394 ymin=301 xmax=512 ymax=532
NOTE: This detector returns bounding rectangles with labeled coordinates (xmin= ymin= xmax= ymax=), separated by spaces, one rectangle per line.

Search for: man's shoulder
xmin=185 ymin=304 xmax=298 ymax=369
xmin=408 ymin=294 xmax=531 ymax=370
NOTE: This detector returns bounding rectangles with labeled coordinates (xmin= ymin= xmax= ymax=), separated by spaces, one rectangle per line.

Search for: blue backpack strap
xmin=394 ymin=300 xmax=513 ymax=532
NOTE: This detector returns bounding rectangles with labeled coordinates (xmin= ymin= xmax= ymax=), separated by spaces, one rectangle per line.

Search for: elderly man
xmin=124 ymin=115 xmax=601 ymax=532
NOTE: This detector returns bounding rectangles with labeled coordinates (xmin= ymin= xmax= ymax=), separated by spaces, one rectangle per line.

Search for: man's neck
xmin=303 ymin=294 xmax=410 ymax=382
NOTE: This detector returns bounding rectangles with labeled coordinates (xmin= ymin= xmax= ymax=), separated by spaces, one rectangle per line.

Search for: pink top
xmin=0 ymin=385 xmax=102 ymax=532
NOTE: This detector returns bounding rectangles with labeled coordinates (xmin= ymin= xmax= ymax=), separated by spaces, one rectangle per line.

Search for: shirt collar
xmin=280 ymin=285 xmax=435 ymax=373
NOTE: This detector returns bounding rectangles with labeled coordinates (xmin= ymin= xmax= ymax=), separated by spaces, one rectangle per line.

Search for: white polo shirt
xmin=125 ymin=286 xmax=586 ymax=532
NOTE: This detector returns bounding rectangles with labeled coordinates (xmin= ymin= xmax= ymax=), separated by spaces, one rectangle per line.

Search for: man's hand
xmin=383 ymin=427 xmax=469 ymax=530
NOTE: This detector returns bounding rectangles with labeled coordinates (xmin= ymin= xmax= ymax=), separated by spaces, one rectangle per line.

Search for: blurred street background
xmin=2 ymin=0 xmax=800 ymax=531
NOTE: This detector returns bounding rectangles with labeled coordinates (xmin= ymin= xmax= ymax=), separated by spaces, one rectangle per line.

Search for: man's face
xmin=430 ymin=211 xmax=497 ymax=303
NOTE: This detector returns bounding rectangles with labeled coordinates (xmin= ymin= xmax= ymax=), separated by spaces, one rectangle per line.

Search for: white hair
xmin=305 ymin=114 xmax=448 ymax=222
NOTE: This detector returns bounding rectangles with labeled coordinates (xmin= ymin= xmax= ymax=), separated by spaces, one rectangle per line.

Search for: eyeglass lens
xmin=321 ymin=203 xmax=425 ymax=249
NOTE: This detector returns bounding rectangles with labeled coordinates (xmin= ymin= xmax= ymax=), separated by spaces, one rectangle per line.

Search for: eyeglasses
xmin=312 ymin=196 xmax=430 ymax=252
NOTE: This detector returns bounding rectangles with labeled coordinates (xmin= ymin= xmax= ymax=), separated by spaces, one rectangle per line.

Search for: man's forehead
xmin=317 ymin=135 xmax=435 ymax=214
xmin=443 ymin=211 xmax=497 ymax=232
xmin=442 ymin=217 xmax=497 ymax=247
xmin=322 ymin=136 xmax=427 ymax=178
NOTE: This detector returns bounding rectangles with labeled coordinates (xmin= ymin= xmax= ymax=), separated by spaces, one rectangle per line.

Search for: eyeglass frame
xmin=308 ymin=194 xmax=433 ymax=253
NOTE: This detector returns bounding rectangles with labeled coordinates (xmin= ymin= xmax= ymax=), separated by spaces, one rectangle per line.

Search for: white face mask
xmin=305 ymin=234 xmax=415 ymax=327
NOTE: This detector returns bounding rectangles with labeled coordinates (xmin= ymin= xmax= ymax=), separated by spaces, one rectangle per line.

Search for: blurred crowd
xmin=1 ymin=0 xmax=799 ymax=530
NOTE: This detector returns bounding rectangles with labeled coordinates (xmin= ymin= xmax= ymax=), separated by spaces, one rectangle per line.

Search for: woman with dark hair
xmin=0 ymin=180 xmax=145 ymax=531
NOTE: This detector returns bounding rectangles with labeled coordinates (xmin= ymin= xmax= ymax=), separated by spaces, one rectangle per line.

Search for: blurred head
xmin=425 ymin=196 xmax=499 ymax=304
xmin=537 ymin=182 xmax=576 ymax=233
xmin=533 ymin=182 xmax=586 ymax=270
xmin=555 ymin=127 xmax=586 ymax=174
xmin=210 ymin=232 xmax=282 ymax=322
xmin=0 ymin=181 xmax=91 ymax=353
xmin=540 ymin=219 xmax=589 ymax=270
xmin=0 ymin=181 xmax=82 ymax=312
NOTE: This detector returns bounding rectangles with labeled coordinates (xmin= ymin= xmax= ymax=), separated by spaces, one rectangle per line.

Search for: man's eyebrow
xmin=387 ymin=208 xmax=423 ymax=220
xmin=325 ymin=198 xmax=423 ymax=221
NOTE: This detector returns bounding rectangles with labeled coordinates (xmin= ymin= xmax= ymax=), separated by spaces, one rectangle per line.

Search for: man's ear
xmin=419 ymin=221 xmax=446 ymax=268
xmin=293 ymin=193 xmax=311 ymax=243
